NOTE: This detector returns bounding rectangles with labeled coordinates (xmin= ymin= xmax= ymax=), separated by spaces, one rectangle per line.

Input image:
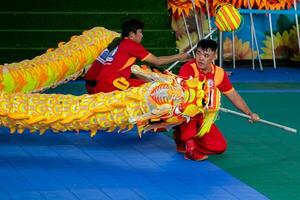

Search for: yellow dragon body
xmin=0 ymin=27 xmax=218 ymax=136
xmin=0 ymin=65 xmax=207 ymax=136
xmin=0 ymin=27 xmax=119 ymax=93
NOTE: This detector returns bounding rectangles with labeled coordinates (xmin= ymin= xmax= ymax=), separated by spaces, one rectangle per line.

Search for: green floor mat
xmin=234 ymin=82 xmax=300 ymax=90
xmin=210 ymin=91 xmax=300 ymax=200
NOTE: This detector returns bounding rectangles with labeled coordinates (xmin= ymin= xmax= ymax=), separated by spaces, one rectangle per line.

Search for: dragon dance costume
xmin=0 ymin=26 xmax=218 ymax=151
xmin=175 ymin=60 xmax=234 ymax=159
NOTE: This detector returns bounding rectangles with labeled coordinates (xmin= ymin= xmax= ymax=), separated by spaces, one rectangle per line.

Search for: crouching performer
xmin=174 ymin=39 xmax=260 ymax=161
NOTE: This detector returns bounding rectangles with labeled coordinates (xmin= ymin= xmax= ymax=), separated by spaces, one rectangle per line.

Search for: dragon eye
xmin=176 ymin=77 xmax=183 ymax=85
xmin=179 ymin=79 xmax=187 ymax=88
xmin=174 ymin=106 xmax=182 ymax=115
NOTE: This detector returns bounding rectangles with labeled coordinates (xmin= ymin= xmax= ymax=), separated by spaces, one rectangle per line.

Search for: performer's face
xmin=129 ymin=29 xmax=143 ymax=43
xmin=195 ymin=48 xmax=216 ymax=71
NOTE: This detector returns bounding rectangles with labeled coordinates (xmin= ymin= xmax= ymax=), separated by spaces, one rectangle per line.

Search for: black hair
xmin=121 ymin=19 xmax=144 ymax=38
xmin=196 ymin=39 xmax=218 ymax=51
xmin=107 ymin=37 xmax=121 ymax=51
xmin=105 ymin=19 xmax=144 ymax=52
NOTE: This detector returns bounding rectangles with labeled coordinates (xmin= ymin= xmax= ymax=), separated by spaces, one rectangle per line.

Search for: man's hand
xmin=178 ymin=52 xmax=191 ymax=61
xmin=248 ymin=112 xmax=260 ymax=123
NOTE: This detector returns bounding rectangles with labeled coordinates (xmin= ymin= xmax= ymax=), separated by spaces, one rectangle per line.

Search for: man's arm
xmin=144 ymin=53 xmax=189 ymax=66
xmin=224 ymin=90 xmax=260 ymax=122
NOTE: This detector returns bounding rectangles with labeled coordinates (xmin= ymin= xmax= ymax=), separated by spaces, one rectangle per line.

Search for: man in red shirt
xmin=174 ymin=39 xmax=260 ymax=161
xmin=85 ymin=19 xmax=188 ymax=93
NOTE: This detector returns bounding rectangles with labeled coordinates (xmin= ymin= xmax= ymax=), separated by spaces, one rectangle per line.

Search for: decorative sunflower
xmin=202 ymin=19 xmax=211 ymax=35
xmin=171 ymin=16 xmax=186 ymax=38
xmin=288 ymin=26 xmax=300 ymax=52
xmin=176 ymin=32 xmax=199 ymax=53
xmin=289 ymin=26 xmax=300 ymax=60
xmin=261 ymin=31 xmax=294 ymax=59
xmin=291 ymin=53 xmax=300 ymax=61
xmin=172 ymin=11 xmax=209 ymax=39
xmin=223 ymin=35 xmax=258 ymax=60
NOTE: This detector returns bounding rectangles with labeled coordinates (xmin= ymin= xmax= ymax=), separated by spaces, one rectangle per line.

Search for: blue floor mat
xmin=0 ymin=128 xmax=268 ymax=200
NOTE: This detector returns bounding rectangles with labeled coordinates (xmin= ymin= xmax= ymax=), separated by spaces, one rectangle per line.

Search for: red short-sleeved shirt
xmin=179 ymin=60 xmax=233 ymax=94
xmin=85 ymin=38 xmax=151 ymax=93
xmin=96 ymin=38 xmax=151 ymax=80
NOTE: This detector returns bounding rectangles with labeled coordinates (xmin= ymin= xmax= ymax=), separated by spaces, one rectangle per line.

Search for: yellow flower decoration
xmin=291 ymin=53 xmax=300 ymax=61
xmin=223 ymin=35 xmax=257 ymax=60
xmin=289 ymin=26 xmax=300 ymax=60
xmin=176 ymin=32 xmax=199 ymax=53
xmin=171 ymin=16 xmax=186 ymax=37
xmin=202 ymin=19 xmax=210 ymax=35
xmin=172 ymin=14 xmax=210 ymax=37
xmin=261 ymin=31 xmax=294 ymax=59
